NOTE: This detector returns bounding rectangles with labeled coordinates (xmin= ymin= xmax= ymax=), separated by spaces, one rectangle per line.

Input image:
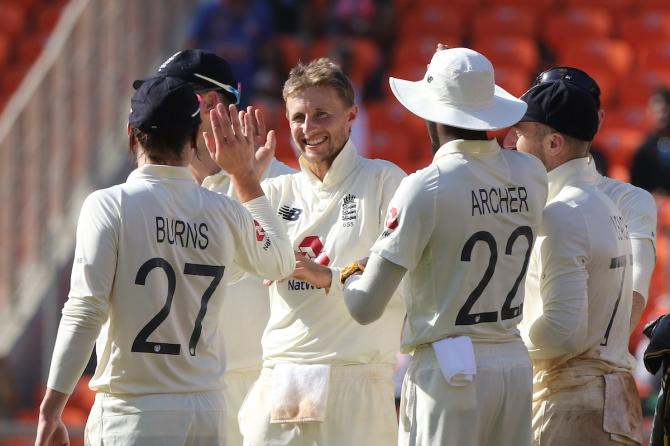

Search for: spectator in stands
xmin=184 ymin=0 xmax=273 ymax=105
xmin=630 ymin=88 xmax=670 ymax=196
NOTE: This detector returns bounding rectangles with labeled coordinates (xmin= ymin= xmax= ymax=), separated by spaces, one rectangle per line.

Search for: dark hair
xmin=128 ymin=123 xmax=199 ymax=163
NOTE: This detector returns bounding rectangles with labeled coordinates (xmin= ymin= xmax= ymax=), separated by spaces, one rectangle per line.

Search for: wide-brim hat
xmin=390 ymin=47 xmax=527 ymax=131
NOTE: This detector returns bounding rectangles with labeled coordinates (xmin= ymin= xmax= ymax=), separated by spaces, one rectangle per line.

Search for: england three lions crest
xmin=341 ymin=194 xmax=358 ymax=227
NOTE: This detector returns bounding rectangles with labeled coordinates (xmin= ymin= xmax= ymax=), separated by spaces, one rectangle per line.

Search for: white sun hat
xmin=389 ymin=47 xmax=527 ymax=131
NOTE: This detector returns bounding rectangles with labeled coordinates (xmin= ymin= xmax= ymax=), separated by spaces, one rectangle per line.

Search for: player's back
xmin=85 ymin=166 xmax=254 ymax=394
xmin=399 ymin=140 xmax=547 ymax=350
xmin=534 ymin=181 xmax=634 ymax=370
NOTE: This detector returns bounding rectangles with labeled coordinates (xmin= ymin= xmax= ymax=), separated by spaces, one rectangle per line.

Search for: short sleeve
xmin=371 ymin=168 xmax=438 ymax=271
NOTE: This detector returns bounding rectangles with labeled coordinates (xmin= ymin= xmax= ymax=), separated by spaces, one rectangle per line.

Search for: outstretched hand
xmin=204 ymin=103 xmax=257 ymax=179
xmin=247 ymin=106 xmax=276 ymax=177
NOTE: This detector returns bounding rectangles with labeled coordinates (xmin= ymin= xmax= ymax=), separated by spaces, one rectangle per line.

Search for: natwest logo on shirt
xmin=254 ymin=220 xmax=266 ymax=242
xmin=297 ymin=235 xmax=330 ymax=265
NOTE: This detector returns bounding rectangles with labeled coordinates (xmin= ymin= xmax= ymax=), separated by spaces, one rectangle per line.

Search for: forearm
xmin=39 ymin=387 xmax=70 ymax=420
xmin=342 ymin=253 xmax=406 ymax=325
xmin=47 ymin=297 xmax=105 ymax=394
xmin=631 ymin=291 xmax=645 ymax=333
xmin=231 ymin=172 xmax=264 ymax=203
xmin=528 ymin=275 xmax=588 ymax=357
xmin=242 ymin=196 xmax=293 ymax=280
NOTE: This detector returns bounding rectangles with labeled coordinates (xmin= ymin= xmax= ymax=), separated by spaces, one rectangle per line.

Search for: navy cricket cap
xmin=132 ymin=49 xmax=240 ymax=104
xmin=520 ymin=80 xmax=599 ymax=142
xmin=129 ymin=76 xmax=201 ymax=132
xmin=533 ymin=66 xmax=601 ymax=109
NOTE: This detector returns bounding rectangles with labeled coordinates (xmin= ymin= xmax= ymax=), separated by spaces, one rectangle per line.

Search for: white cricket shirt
xmin=520 ymin=157 xmax=635 ymax=373
xmin=371 ymin=139 xmax=548 ymax=352
xmin=47 ymin=165 xmax=294 ymax=395
xmin=261 ymin=140 xmax=406 ymax=366
xmin=585 ymin=159 xmax=657 ymax=301
xmin=202 ymin=159 xmax=295 ymax=372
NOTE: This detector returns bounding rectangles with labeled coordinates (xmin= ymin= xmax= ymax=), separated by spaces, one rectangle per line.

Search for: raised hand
xmin=204 ymin=103 xmax=256 ymax=178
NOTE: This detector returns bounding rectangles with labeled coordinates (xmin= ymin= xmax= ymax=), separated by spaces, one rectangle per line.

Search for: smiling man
xmin=237 ymin=58 xmax=407 ymax=446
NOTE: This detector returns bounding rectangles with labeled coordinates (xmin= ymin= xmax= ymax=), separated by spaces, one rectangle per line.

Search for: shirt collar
xmin=547 ymin=157 xmax=596 ymax=201
xmin=433 ymin=138 xmax=501 ymax=162
xmin=127 ymin=164 xmax=194 ymax=183
xmin=298 ymin=139 xmax=359 ymax=188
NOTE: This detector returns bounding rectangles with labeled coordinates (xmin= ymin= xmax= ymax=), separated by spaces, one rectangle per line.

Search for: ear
xmin=202 ymin=90 xmax=222 ymax=111
xmin=347 ymin=104 xmax=358 ymax=123
xmin=545 ymin=132 xmax=564 ymax=157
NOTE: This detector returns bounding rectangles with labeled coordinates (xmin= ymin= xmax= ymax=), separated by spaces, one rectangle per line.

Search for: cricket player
xmin=301 ymin=47 xmax=549 ymax=446
xmin=35 ymin=77 xmax=294 ymax=445
xmin=513 ymin=80 xmax=643 ymax=445
xmin=237 ymin=58 xmax=406 ymax=445
xmin=519 ymin=66 xmax=657 ymax=332
xmin=136 ymin=49 xmax=296 ymax=445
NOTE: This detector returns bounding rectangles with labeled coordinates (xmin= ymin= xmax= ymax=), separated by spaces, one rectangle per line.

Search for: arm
xmin=37 ymin=193 xmax=117 ymax=444
xmin=527 ymin=202 xmax=590 ymax=358
xmin=36 ymin=388 xmax=70 ymax=446
xmin=630 ymin=238 xmax=656 ymax=331
xmin=342 ymin=253 xmax=407 ymax=325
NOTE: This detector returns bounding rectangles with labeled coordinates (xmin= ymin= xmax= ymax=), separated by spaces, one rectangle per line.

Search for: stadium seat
xmin=543 ymin=8 xmax=612 ymax=54
xmin=399 ymin=5 xmax=466 ymax=40
xmin=637 ymin=41 xmax=670 ymax=72
xmin=593 ymin=126 xmax=644 ymax=175
xmin=620 ymin=11 xmax=670 ymax=49
xmin=0 ymin=3 xmax=28 ymax=40
xmin=18 ymin=32 xmax=48 ymax=66
xmin=619 ymin=69 xmax=670 ymax=108
xmin=472 ymin=36 xmax=540 ymax=72
xmin=274 ymin=35 xmax=306 ymax=69
xmin=472 ymin=6 xmax=537 ymax=40
xmin=417 ymin=0 xmax=482 ymax=16
xmin=630 ymin=0 xmax=670 ymax=12
xmin=0 ymin=32 xmax=11 ymax=67
xmin=309 ymin=37 xmax=381 ymax=89
xmin=556 ymin=39 xmax=633 ymax=83
xmin=604 ymin=106 xmax=651 ymax=133
xmin=494 ymin=66 xmax=532 ymax=97
xmin=487 ymin=0 xmax=557 ymax=17
xmin=563 ymin=0 xmax=630 ymax=22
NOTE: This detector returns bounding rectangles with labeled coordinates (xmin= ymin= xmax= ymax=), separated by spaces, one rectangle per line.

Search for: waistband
xmin=260 ymin=362 xmax=393 ymax=382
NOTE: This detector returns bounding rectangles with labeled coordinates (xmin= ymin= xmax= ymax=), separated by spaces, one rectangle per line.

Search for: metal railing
xmin=0 ymin=0 xmax=193 ymax=360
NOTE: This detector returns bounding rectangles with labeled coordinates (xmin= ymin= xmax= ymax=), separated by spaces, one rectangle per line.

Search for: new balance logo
xmin=278 ymin=205 xmax=302 ymax=221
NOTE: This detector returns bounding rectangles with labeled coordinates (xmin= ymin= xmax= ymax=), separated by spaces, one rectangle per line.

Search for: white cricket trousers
xmin=238 ymin=362 xmax=398 ymax=446
xmin=223 ymin=368 xmax=260 ymax=446
xmin=85 ymin=390 xmax=225 ymax=445
xmin=399 ymin=340 xmax=532 ymax=446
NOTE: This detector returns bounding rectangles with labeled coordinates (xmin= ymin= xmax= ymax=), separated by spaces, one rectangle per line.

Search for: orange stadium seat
xmin=619 ymin=69 xmax=670 ymax=108
xmin=637 ymin=41 xmax=670 ymax=71
xmin=0 ymin=32 xmax=11 ymax=67
xmin=487 ymin=0 xmax=557 ymax=17
xmin=309 ymin=37 xmax=381 ymax=88
xmin=0 ymin=2 xmax=29 ymax=39
xmin=564 ymin=0 xmax=630 ymax=22
xmin=274 ymin=35 xmax=307 ymax=69
xmin=494 ymin=66 xmax=532 ymax=97
xmin=557 ymin=39 xmax=633 ymax=83
xmin=543 ymin=8 xmax=612 ymax=54
xmin=472 ymin=6 xmax=537 ymax=39
xmin=473 ymin=36 xmax=540 ymax=72
xmin=416 ymin=0 xmax=482 ymax=16
xmin=367 ymin=99 xmax=427 ymax=151
xmin=400 ymin=5 xmax=466 ymax=40
xmin=631 ymin=0 xmax=670 ymax=12
xmin=18 ymin=32 xmax=48 ymax=65
xmin=593 ymin=127 xmax=645 ymax=177
xmin=620 ymin=11 xmax=670 ymax=49
xmin=604 ymin=106 xmax=651 ymax=133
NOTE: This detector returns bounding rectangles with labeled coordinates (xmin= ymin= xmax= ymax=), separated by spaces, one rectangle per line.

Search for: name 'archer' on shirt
xmin=471 ymin=186 xmax=529 ymax=216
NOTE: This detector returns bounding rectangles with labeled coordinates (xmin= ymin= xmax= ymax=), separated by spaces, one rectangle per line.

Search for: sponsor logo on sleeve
xmin=254 ymin=220 xmax=272 ymax=250
xmin=382 ymin=207 xmax=399 ymax=237
xmin=289 ymin=235 xmax=330 ymax=291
